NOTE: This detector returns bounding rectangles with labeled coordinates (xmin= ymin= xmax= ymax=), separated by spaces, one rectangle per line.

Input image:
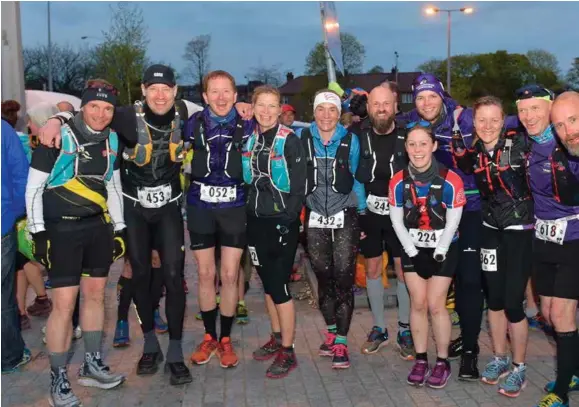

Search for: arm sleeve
xmin=53 ymin=111 xmax=74 ymax=124
xmin=434 ymin=206 xmax=463 ymax=257
xmin=285 ymin=134 xmax=307 ymax=220
xmin=25 ymin=168 xmax=50 ymax=233
xmin=110 ymin=106 xmax=138 ymax=147
xmin=7 ymin=128 xmax=30 ymax=218
xmin=183 ymin=100 xmax=203 ymax=117
xmin=106 ymin=169 xmax=125 ymax=231
xmin=349 ymin=134 xmax=367 ymax=212
xmin=389 ymin=206 xmax=418 ymax=257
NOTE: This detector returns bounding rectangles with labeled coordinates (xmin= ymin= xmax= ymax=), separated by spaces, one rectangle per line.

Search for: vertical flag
xmin=320 ymin=1 xmax=344 ymax=74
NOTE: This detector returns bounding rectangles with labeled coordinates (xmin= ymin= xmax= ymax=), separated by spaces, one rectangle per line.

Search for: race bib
xmin=409 ymin=228 xmax=443 ymax=248
xmin=308 ymin=210 xmax=344 ymax=229
xmin=480 ymin=248 xmax=498 ymax=272
xmin=138 ymin=184 xmax=172 ymax=208
xmin=200 ymin=185 xmax=236 ymax=203
xmin=248 ymin=246 xmax=260 ymax=267
xmin=535 ymin=218 xmax=567 ymax=245
xmin=367 ymin=194 xmax=389 ymax=215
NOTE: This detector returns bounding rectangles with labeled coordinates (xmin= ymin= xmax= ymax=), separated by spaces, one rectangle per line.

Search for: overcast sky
xmin=20 ymin=1 xmax=579 ymax=85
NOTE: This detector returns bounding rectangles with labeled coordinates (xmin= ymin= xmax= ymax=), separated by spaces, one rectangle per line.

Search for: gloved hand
xmin=410 ymin=250 xmax=436 ymax=275
xmin=113 ymin=230 xmax=127 ymax=261
xmin=349 ymin=93 xmax=368 ymax=118
xmin=32 ymin=231 xmax=51 ymax=269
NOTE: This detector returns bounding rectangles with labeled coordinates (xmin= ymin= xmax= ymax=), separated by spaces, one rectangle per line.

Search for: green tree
xmin=93 ymin=3 xmax=149 ymax=105
xmin=566 ymin=57 xmax=579 ymax=90
xmin=367 ymin=65 xmax=385 ymax=74
xmin=305 ymin=32 xmax=365 ymax=75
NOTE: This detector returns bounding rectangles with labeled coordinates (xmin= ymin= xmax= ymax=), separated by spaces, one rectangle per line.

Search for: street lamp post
xmin=424 ymin=6 xmax=473 ymax=95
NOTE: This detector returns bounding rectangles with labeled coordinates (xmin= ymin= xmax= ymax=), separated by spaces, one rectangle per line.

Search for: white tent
xmin=25 ymin=90 xmax=81 ymax=111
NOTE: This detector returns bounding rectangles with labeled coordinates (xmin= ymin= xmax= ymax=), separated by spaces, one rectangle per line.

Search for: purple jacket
xmin=184 ymin=108 xmax=254 ymax=208
xmin=527 ymin=135 xmax=579 ymax=242
xmin=403 ymin=96 xmax=520 ymax=212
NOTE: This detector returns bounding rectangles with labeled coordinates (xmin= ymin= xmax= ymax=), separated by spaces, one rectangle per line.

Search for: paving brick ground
xmin=2 ymin=251 xmax=577 ymax=407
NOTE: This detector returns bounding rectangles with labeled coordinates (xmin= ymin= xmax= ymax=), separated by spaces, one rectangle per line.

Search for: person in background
xmin=1 ymin=118 xmax=32 ymax=374
xmin=280 ymin=104 xmax=296 ymax=128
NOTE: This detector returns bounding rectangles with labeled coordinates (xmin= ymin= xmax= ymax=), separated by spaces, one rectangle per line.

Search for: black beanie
xmin=81 ymin=85 xmax=117 ymax=107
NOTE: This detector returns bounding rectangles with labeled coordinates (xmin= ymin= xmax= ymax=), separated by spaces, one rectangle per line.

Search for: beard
xmin=369 ymin=112 xmax=395 ymax=134
xmin=563 ymin=132 xmax=579 ymax=157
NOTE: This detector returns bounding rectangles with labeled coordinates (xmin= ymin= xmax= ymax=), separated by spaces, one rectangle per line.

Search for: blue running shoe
xmin=113 ymin=320 xmax=130 ymax=348
xmin=544 ymin=375 xmax=579 ymax=393
xmin=499 ymin=364 xmax=527 ymax=398
xmin=481 ymin=356 xmax=510 ymax=385
xmin=396 ymin=329 xmax=415 ymax=361
xmin=44 ymin=279 xmax=52 ymax=289
xmin=2 ymin=348 xmax=32 ymax=374
xmin=154 ymin=308 xmax=168 ymax=334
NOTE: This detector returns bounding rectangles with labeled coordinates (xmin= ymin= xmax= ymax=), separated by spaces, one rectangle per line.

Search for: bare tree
xmin=246 ymin=63 xmax=283 ymax=86
xmin=23 ymin=44 xmax=95 ymax=95
xmin=182 ymin=34 xmax=211 ymax=88
xmin=93 ymin=2 xmax=149 ymax=105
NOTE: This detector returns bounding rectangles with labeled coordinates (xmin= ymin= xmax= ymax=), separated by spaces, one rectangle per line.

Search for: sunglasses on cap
xmin=406 ymin=120 xmax=432 ymax=130
xmin=85 ymin=80 xmax=119 ymax=96
xmin=515 ymin=84 xmax=554 ymax=101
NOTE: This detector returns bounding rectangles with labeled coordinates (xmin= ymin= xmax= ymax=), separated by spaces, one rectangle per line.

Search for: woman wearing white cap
xmin=296 ymin=89 xmax=366 ymax=369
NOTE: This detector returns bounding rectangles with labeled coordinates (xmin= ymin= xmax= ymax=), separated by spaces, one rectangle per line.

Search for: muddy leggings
xmin=306 ymin=208 xmax=360 ymax=337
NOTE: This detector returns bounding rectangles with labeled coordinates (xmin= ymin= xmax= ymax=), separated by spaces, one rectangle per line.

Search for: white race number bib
xmin=409 ymin=228 xmax=443 ymax=248
xmin=535 ymin=218 xmax=567 ymax=245
xmin=200 ymin=185 xmax=236 ymax=203
xmin=480 ymin=248 xmax=498 ymax=272
xmin=308 ymin=210 xmax=344 ymax=229
xmin=367 ymin=194 xmax=389 ymax=215
xmin=138 ymin=184 xmax=172 ymax=208
xmin=248 ymin=246 xmax=260 ymax=266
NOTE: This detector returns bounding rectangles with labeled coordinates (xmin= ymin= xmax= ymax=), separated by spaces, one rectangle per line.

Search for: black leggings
xmin=455 ymin=210 xmax=484 ymax=352
xmin=482 ymin=227 xmax=532 ymax=323
xmin=247 ymin=216 xmax=299 ymax=305
xmin=124 ymin=198 xmax=186 ymax=341
xmin=117 ymin=265 xmax=164 ymax=322
xmin=306 ymin=208 xmax=360 ymax=337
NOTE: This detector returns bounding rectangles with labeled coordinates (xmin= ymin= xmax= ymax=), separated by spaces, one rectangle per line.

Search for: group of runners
xmin=8 ymin=62 xmax=578 ymax=407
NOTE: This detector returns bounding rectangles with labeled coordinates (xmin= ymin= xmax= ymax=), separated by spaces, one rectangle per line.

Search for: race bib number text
xmin=138 ymin=184 xmax=172 ymax=208
xmin=367 ymin=194 xmax=389 ymax=215
xmin=200 ymin=185 xmax=236 ymax=203
xmin=535 ymin=218 xmax=567 ymax=245
xmin=480 ymin=248 xmax=498 ymax=272
xmin=248 ymin=246 xmax=260 ymax=266
xmin=309 ymin=210 xmax=344 ymax=229
xmin=409 ymin=228 xmax=443 ymax=248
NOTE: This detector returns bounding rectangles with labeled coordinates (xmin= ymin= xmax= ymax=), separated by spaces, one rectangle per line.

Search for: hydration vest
xmin=190 ymin=115 xmax=244 ymax=180
xmin=300 ymin=127 xmax=353 ymax=195
xmin=355 ymin=118 xmax=407 ymax=184
xmin=550 ymin=144 xmax=579 ymax=206
xmin=122 ymin=101 xmax=185 ymax=166
xmin=47 ymin=122 xmax=118 ymax=188
xmin=402 ymin=167 xmax=449 ymax=230
xmin=242 ymin=124 xmax=292 ymax=193
xmin=472 ymin=129 xmax=531 ymax=201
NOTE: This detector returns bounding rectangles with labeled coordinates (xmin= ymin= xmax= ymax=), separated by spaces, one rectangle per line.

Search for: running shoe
xmin=77 ymin=352 xmax=125 ymax=390
xmin=26 ymin=296 xmax=53 ymax=317
xmin=136 ymin=351 xmax=164 ymax=375
xmin=535 ymin=393 xmax=569 ymax=407
xmin=544 ymin=375 xmax=579 ymax=393
xmin=217 ymin=337 xmax=239 ymax=368
xmin=360 ymin=326 xmax=389 ymax=354
xmin=190 ymin=334 xmax=218 ymax=365
xmin=1 ymin=348 xmax=31 ymax=375
xmin=48 ymin=366 xmax=82 ymax=407
xmin=498 ymin=364 xmax=527 ymax=398
xmin=449 ymin=310 xmax=460 ymax=327
xmin=164 ymin=362 xmax=192 ymax=386
xmin=266 ymin=349 xmax=297 ymax=379
xmin=154 ymin=308 xmax=168 ymax=334
xmin=407 ymin=360 xmax=430 ymax=386
xmin=331 ymin=343 xmax=350 ymax=369
xmin=427 ymin=360 xmax=451 ymax=389
xmin=113 ymin=320 xmax=130 ymax=348
xmin=528 ymin=313 xmax=546 ymax=330
xmin=396 ymin=329 xmax=415 ymax=361
xmin=44 ymin=279 xmax=52 ymax=289
xmin=319 ymin=331 xmax=336 ymax=357
xmin=448 ymin=336 xmax=463 ymax=360
xmin=253 ymin=334 xmax=281 ymax=361
xmin=481 ymin=356 xmax=510 ymax=385
xmin=458 ymin=350 xmax=479 ymax=381
xmin=235 ymin=302 xmax=249 ymax=325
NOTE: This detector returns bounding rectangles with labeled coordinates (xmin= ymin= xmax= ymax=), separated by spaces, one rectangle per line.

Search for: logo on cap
xmin=154 ymin=72 xmax=163 ymax=77
xmin=420 ymin=78 xmax=429 ymax=85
